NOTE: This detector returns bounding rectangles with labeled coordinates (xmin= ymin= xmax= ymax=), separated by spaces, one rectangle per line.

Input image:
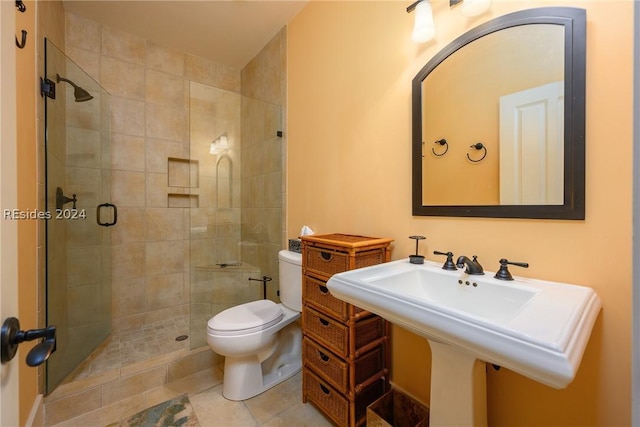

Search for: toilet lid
xmin=207 ymin=300 xmax=284 ymax=335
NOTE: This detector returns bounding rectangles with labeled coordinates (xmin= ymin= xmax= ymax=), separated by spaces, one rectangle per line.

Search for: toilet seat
xmin=208 ymin=300 xmax=284 ymax=336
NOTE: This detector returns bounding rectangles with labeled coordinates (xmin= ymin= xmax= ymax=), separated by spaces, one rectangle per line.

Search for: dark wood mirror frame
xmin=412 ymin=7 xmax=586 ymax=219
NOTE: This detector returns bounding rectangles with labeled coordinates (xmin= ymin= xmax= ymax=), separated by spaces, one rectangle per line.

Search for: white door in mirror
xmin=500 ymin=81 xmax=564 ymax=205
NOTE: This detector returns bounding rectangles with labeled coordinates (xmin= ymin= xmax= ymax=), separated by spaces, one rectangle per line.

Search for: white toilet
xmin=206 ymin=250 xmax=303 ymax=401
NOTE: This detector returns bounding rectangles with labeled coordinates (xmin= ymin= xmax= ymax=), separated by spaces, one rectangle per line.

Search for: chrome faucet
xmin=456 ymin=255 xmax=484 ymax=275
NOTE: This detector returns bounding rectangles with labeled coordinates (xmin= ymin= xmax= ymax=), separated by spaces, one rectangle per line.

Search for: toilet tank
xmin=278 ymin=250 xmax=302 ymax=312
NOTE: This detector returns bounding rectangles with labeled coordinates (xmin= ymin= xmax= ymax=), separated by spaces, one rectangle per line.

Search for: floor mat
xmin=106 ymin=394 xmax=200 ymax=427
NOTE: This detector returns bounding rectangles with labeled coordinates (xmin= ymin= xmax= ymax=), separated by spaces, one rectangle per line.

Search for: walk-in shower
xmin=43 ymin=40 xmax=284 ymax=397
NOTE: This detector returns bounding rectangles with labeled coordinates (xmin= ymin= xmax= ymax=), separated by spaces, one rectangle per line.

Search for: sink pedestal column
xmin=429 ymin=340 xmax=487 ymax=427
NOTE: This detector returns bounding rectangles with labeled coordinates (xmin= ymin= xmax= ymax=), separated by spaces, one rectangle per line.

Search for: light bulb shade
xmin=412 ymin=1 xmax=436 ymax=43
xmin=210 ymin=133 xmax=229 ymax=155
xmin=460 ymin=0 xmax=491 ymax=17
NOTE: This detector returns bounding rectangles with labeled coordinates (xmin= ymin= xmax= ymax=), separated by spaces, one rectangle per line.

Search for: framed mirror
xmin=412 ymin=7 xmax=586 ymax=219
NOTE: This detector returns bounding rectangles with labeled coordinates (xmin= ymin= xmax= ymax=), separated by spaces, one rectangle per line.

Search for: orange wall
xmin=287 ymin=1 xmax=633 ymax=425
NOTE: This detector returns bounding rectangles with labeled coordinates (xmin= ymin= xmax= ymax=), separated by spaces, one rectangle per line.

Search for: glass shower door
xmin=188 ymin=81 xmax=283 ymax=349
xmin=44 ymin=39 xmax=113 ymax=393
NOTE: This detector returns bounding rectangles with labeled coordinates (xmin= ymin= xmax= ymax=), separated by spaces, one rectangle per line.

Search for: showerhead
xmin=56 ymin=74 xmax=94 ymax=102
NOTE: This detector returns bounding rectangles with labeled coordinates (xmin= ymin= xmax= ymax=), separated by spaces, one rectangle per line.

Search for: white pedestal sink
xmin=429 ymin=340 xmax=487 ymax=426
xmin=327 ymin=259 xmax=601 ymax=426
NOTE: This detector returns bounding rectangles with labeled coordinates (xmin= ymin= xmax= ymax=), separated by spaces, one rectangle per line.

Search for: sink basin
xmin=327 ymin=259 xmax=601 ymax=389
xmin=366 ymin=267 xmax=539 ymax=323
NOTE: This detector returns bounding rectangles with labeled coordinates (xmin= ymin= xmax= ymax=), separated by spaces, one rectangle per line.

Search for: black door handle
xmin=1 ymin=317 xmax=56 ymax=367
xmin=97 ymin=203 xmax=117 ymax=227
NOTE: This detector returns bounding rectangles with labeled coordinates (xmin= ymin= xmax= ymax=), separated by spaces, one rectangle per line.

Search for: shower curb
xmin=43 ymin=346 xmax=219 ymax=426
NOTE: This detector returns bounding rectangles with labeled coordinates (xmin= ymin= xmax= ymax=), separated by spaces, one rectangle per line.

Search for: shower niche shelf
xmin=168 ymin=193 xmax=199 ymax=208
xmin=168 ymin=157 xmax=199 ymax=188
xmin=167 ymin=157 xmax=199 ymax=208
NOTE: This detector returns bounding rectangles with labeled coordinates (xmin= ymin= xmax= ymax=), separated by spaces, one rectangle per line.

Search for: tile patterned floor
xmin=53 ymin=370 xmax=333 ymax=427
xmin=66 ymin=316 xmax=190 ymax=381
xmin=189 ymin=373 xmax=333 ymax=427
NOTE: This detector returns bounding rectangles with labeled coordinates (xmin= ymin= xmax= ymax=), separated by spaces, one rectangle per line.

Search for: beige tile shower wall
xmin=64 ymin=12 xmax=242 ymax=332
xmin=240 ymin=28 xmax=287 ymax=302
xmin=64 ymin=65 xmax=110 ymax=348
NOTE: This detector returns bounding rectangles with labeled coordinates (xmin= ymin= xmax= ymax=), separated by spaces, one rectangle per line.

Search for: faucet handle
xmin=433 ymin=251 xmax=457 ymax=271
xmin=494 ymin=258 xmax=529 ymax=281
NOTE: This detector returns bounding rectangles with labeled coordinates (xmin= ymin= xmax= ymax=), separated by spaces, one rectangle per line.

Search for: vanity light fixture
xmin=407 ymin=0 xmax=492 ymax=43
xmin=407 ymin=0 xmax=436 ymax=43
xmin=209 ymin=133 xmax=229 ymax=155
xmin=455 ymin=0 xmax=492 ymax=17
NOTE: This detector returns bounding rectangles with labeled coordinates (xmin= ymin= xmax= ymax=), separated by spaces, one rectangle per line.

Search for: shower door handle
xmin=97 ymin=203 xmax=117 ymax=227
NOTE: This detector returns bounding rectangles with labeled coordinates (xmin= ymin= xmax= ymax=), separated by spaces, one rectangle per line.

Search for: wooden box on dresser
xmin=300 ymin=233 xmax=394 ymax=427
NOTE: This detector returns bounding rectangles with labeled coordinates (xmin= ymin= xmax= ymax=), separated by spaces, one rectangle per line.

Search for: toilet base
xmin=222 ymin=322 xmax=302 ymax=401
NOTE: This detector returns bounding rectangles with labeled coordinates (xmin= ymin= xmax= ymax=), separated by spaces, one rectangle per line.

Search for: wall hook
xmin=15 ymin=30 xmax=27 ymax=49
xmin=15 ymin=0 xmax=26 ymax=12
xmin=432 ymin=138 xmax=449 ymax=157
xmin=466 ymin=142 xmax=487 ymax=163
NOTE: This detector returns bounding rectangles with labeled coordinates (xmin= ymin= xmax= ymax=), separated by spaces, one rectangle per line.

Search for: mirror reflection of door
xmin=499 ymin=81 xmax=564 ymax=205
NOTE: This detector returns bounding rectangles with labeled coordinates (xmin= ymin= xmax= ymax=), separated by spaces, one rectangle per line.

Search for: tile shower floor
xmin=66 ymin=315 xmax=190 ymax=381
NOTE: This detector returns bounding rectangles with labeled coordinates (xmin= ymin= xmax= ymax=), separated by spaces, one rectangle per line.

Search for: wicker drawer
xmin=303 ymin=337 xmax=384 ymax=392
xmin=304 ymin=306 xmax=347 ymax=357
xmin=303 ymin=306 xmax=384 ymax=358
xmin=305 ymin=246 xmax=350 ymax=276
xmin=304 ymin=370 xmax=386 ymax=427
xmin=304 ymin=369 xmax=349 ymax=426
xmin=304 ymin=246 xmax=388 ymax=278
xmin=303 ymin=275 xmax=365 ymax=321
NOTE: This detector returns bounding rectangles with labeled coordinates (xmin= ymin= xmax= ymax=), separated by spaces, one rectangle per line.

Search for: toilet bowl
xmin=206 ymin=250 xmax=302 ymax=401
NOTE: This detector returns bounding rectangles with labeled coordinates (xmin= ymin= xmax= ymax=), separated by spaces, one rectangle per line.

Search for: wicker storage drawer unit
xmin=301 ymin=233 xmax=393 ymax=427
